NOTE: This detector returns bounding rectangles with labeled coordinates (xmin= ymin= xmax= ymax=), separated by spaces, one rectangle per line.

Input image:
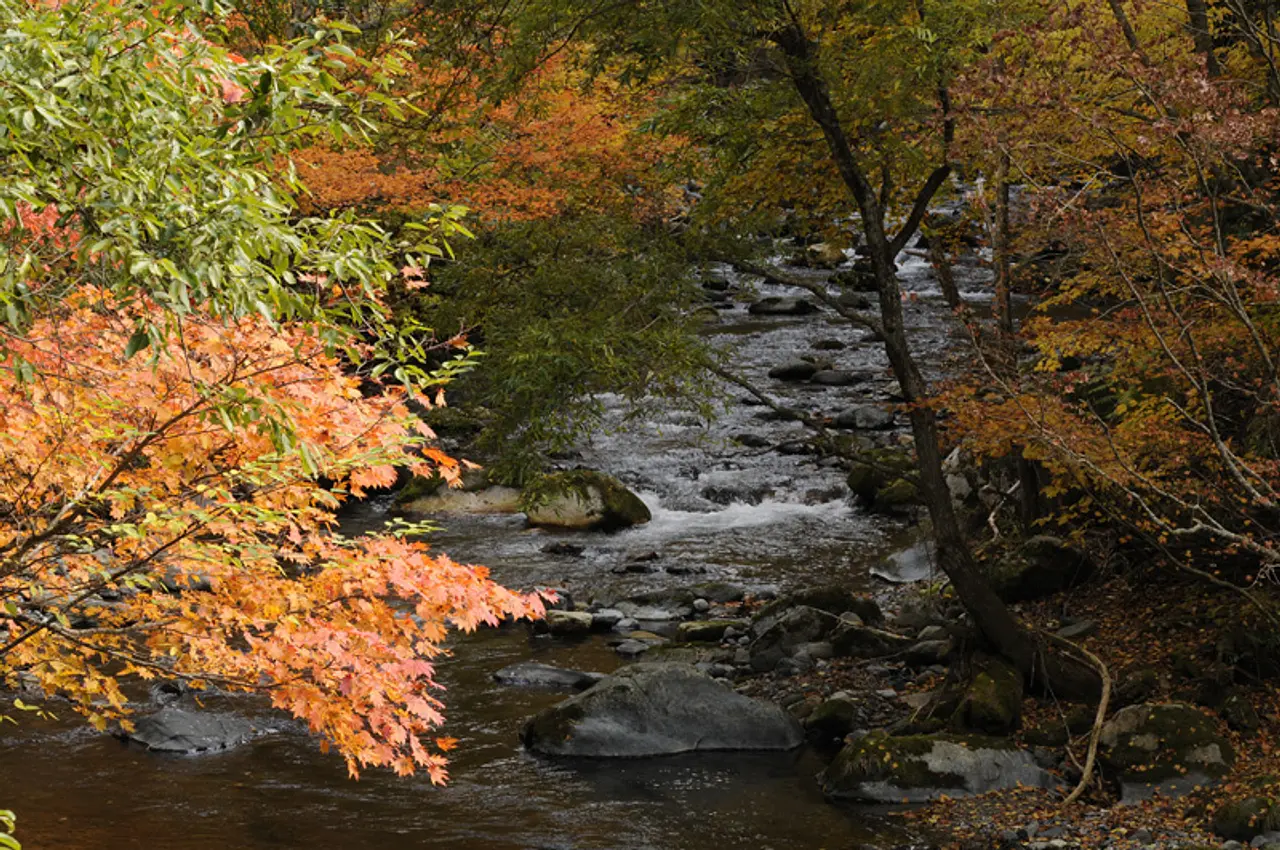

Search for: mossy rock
xmin=393 ymin=466 xmax=493 ymax=509
xmin=846 ymin=464 xmax=881 ymax=502
xmin=952 ymin=657 xmax=1023 ymax=736
xmin=421 ymin=405 xmax=488 ymax=438
xmin=805 ymin=696 xmax=858 ymax=743
xmin=676 ymin=619 xmax=747 ymax=643
xmin=525 ymin=470 xmax=652 ymax=532
xmin=1099 ymin=703 xmax=1234 ymax=785
xmin=1214 ymin=793 xmax=1280 ymax=841
xmin=846 ymin=448 xmax=916 ymax=512
xmin=821 ymin=731 xmax=1055 ymax=802
xmin=875 ymin=478 xmax=919 ymax=511
xmin=984 ymin=535 xmax=1094 ymax=603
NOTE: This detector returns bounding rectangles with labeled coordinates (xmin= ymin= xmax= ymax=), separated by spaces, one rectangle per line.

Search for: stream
xmin=0 ymin=235 xmax=999 ymax=849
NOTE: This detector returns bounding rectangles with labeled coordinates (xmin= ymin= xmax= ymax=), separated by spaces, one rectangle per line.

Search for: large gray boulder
xmin=125 ymin=706 xmax=257 ymax=754
xmin=821 ymin=732 xmax=1057 ymax=802
xmin=1099 ymin=703 xmax=1234 ymax=797
xmin=521 ymin=663 xmax=803 ymax=757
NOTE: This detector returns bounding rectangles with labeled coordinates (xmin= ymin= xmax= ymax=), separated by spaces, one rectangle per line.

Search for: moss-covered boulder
xmin=985 ymin=535 xmax=1094 ymax=603
xmin=821 ymin=732 xmax=1056 ymax=802
xmin=525 ymin=470 xmax=651 ymax=531
xmin=1215 ymin=790 xmax=1280 ymax=841
xmin=1099 ymin=703 xmax=1234 ymax=788
xmin=952 ymin=657 xmax=1024 ymax=736
xmin=845 ymin=448 xmax=919 ymax=514
xmin=805 ymin=696 xmax=858 ymax=744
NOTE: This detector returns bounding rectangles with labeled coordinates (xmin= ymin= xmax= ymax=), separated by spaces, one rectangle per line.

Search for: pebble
xmin=693 ymin=598 xmax=710 ymax=613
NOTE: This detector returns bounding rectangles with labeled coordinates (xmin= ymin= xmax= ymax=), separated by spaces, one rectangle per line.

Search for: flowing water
xmin=0 ymin=239 xmax=996 ymax=850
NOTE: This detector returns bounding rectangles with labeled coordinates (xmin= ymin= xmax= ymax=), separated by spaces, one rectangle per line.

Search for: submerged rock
xmin=821 ymin=732 xmax=1056 ymax=802
xmin=748 ymin=297 xmax=819 ymax=316
xmin=125 ymin=706 xmax=257 ymax=754
xmin=521 ymin=663 xmax=803 ymax=757
xmin=768 ymin=359 xmax=819 ymax=382
xmin=525 ymin=470 xmax=651 ymax=532
xmin=492 ymin=662 xmax=605 ymax=691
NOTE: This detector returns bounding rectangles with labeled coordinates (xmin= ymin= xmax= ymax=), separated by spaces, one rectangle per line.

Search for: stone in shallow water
xmin=492 ymin=662 xmax=604 ymax=691
xmin=125 ymin=706 xmax=257 ymax=754
xmin=522 ymin=663 xmax=803 ymax=757
xmin=748 ymin=297 xmax=818 ymax=316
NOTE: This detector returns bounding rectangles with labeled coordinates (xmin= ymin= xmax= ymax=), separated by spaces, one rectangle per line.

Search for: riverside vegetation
xmin=4 ymin=0 xmax=1280 ymax=848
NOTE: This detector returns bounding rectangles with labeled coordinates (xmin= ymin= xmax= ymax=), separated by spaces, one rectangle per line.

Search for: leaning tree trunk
xmin=1185 ymin=0 xmax=1221 ymax=77
xmin=772 ymin=23 xmax=1099 ymax=700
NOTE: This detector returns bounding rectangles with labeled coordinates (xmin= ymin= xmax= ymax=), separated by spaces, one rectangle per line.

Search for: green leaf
xmin=124 ymin=327 xmax=150 ymax=359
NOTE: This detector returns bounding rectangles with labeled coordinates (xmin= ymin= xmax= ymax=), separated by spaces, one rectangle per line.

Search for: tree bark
xmin=771 ymin=23 xmax=1099 ymax=699
xmin=928 ymin=238 xmax=963 ymax=311
xmin=1185 ymin=0 xmax=1222 ymax=77
xmin=993 ymin=149 xmax=1013 ymax=336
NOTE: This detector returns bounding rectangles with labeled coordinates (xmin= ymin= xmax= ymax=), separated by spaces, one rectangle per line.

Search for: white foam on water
xmin=622 ymin=492 xmax=855 ymax=543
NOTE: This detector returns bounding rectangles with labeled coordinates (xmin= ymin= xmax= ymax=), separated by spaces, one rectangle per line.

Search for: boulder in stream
xmin=493 ymin=662 xmax=604 ymax=691
xmin=525 ymin=470 xmax=651 ymax=532
xmin=767 ymin=359 xmax=819 ymax=382
xmin=542 ymin=610 xmax=594 ymax=636
xmin=521 ymin=663 xmax=803 ymax=757
xmin=125 ymin=706 xmax=257 ymax=754
xmin=833 ymin=405 xmax=894 ymax=431
xmin=748 ymin=297 xmax=819 ymax=316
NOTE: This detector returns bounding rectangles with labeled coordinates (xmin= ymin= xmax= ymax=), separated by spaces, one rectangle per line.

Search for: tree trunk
xmin=993 ymin=149 xmax=1014 ymax=336
xmin=771 ymin=23 xmax=1099 ymax=699
xmin=1185 ymin=0 xmax=1221 ymax=77
xmin=991 ymin=149 xmax=1041 ymax=527
xmin=927 ymin=234 xmax=963 ymax=311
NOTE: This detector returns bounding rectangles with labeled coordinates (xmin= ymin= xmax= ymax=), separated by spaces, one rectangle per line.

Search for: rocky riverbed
xmin=7 ymin=234 xmax=1256 ymax=850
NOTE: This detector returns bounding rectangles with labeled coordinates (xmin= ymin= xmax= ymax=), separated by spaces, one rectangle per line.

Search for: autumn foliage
xmin=0 ymin=0 xmax=545 ymax=781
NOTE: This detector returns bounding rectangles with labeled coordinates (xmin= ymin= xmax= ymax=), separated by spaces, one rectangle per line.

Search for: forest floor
xmin=742 ymin=567 xmax=1280 ymax=849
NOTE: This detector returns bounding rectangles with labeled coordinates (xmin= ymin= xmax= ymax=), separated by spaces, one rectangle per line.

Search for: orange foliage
xmin=0 ymin=289 xmax=545 ymax=779
xmin=294 ymin=57 xmax=686 ymax=224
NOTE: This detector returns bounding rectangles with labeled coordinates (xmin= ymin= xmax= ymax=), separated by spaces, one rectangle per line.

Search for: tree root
xmin=1044 ymin=632 xmax=1112 ymax=808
